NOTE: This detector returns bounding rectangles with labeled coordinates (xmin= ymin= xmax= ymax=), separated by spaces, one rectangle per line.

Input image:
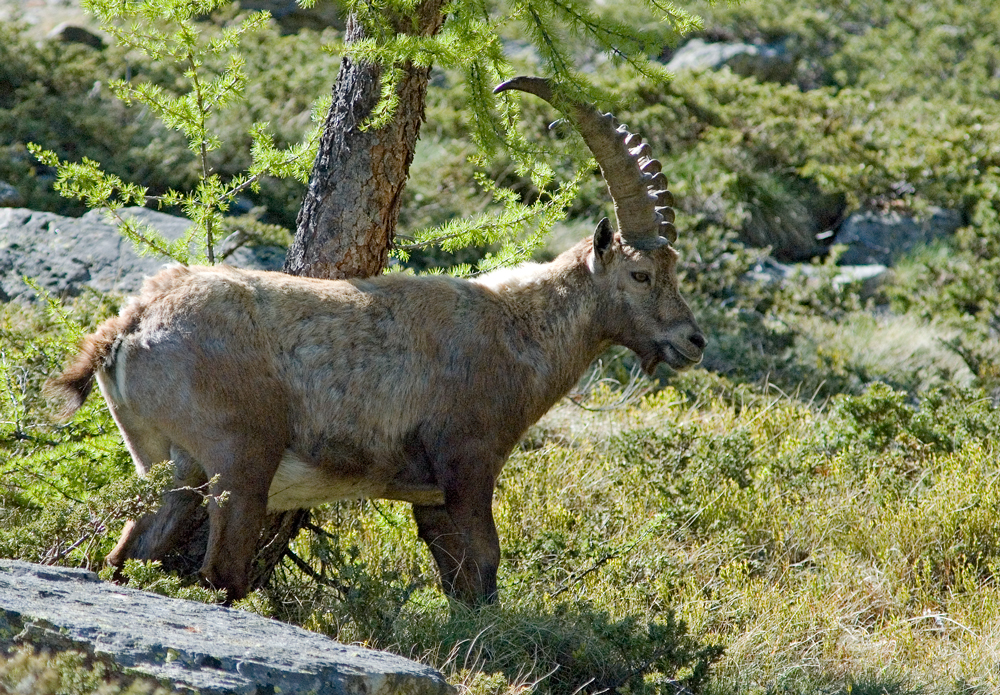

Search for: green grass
xmin=217 ymin=375 xmax=999 ymax=695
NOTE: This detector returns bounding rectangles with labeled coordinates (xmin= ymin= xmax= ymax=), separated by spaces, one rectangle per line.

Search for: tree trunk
xmin=157 ymin=0 xmax=449 ymax=594
xmin=284 ymin=0 xmax=449 ymax=280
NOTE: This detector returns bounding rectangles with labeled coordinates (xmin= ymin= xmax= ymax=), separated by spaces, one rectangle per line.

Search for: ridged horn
xmin=494 ymin=76 xmax=675 ymax=249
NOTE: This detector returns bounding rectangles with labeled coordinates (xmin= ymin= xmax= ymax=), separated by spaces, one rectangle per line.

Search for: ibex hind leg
xmin=99 ymin=367 xmax=180 ymax=571
xmin=187 ymin=435 xmax=285 ymax=602
xmin=106 ymin=444 xmax=209 ymax=570
xmin=96 ymin=369 xmax=170 ymax=477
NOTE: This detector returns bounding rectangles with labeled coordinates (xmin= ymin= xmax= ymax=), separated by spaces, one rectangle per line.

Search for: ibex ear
xmin=593 ymin=218 xmax=615 ymax=265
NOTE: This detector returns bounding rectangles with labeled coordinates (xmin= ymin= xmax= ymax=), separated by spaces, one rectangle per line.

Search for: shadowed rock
xmin=0 ymin=182 xmax=23 ymax=208
xmin=746 ymin=257 xmax=891 ymax=299
xmin=834 ymin=207 xmax=963 ymax=265
xmin=0 ymin=560 xmax=454 ymax=695
xmin=46 ymin=22 xmax=104 ymax=49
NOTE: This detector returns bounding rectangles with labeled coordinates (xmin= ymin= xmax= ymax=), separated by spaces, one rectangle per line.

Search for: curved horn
xmin=494 ymin=76 xmax=676 ymax=247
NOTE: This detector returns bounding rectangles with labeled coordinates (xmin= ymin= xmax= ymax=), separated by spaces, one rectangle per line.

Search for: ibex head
xmin=495 ymin=77 xmax=705 ymax=373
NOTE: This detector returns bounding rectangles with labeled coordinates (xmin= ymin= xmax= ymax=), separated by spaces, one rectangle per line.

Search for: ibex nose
xmin=690 ymin=332 xmax=707 ymax=350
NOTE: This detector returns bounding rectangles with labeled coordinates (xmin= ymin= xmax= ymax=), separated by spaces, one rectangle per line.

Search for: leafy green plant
xmin=108 ymin=559 xmax=226 ymax=603
xmin=28 ymin=0 xmax=323 ymax=264
xmin=0 ymin=646 xmax=170 ymax=695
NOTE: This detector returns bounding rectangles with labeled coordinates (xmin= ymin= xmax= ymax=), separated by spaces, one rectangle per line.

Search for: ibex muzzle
xmin=49 ymin=78 xmax=705 ymax=605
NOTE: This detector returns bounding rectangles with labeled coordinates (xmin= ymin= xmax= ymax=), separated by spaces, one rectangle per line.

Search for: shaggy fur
xmin=49 ymin=225 xmax=704 ymax=604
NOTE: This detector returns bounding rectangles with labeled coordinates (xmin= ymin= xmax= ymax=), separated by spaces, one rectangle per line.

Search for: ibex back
xmin=49 ymin=77 xmax=706 ymax=604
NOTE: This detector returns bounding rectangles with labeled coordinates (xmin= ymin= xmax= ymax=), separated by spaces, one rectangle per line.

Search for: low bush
xmin=0 ymin=646 xmax=169 ymax=695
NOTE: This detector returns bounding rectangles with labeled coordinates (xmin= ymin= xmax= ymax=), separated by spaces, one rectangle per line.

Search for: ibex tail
xmin=46 ymin=314 xmax=132 ymax=419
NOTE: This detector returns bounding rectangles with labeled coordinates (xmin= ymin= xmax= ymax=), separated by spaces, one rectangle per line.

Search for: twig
xmin=109 ymin=209 xmax=177 ymax=261
xmin=550 ymin=515 xmax=665 ymax=597
xmin=367 ymin=499 xmax=405 ymax=527
xmin=550 ymin=552 xmax=618 ymax=598
xmin=906 ymin=612 xmax=978 ymax=638
xmin=305 ymin=521 xmax=339 ymax=542
xmin=283 ymin=549 xmax=349 ymax=599
xmin=566 ymin=362 xmax=653 ymax=411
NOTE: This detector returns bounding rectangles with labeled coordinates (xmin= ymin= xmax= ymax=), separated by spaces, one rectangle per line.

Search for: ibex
xmin=49 ymin=77 xmax=705 ymax=605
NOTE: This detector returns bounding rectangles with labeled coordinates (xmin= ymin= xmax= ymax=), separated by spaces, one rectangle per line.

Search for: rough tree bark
xmin=284 ymin=0 xmax=449 ymax=280
xmin=157 ymin=0 xmax=450 ymax=591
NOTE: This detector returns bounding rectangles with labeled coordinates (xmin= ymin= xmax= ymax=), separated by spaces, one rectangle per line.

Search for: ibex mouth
xmin=642 ymin=341 xmax=702 ymax=374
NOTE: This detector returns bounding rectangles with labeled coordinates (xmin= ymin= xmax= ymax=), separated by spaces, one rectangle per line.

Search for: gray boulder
xmin=666 ymin=38 xmax=794 ymax=83
xmin=0 ymin=0 xmax=101 ymax=37
xmin=0 ymin=181 xmax=23 ymax=208
xmin=0 ymin=560 xmax=454 ymax=695
xmin=746 ymin=257 xmax=891 ymax=299
xmin=830 ymin=264 xmax=893 ymax=297
xmin=0 ymin=207 xmax=286 ymax=303
xmin=835 ymin=207 xmax=963 ymax=266
xmin=46 ymin=21 xmax=104 ymax=49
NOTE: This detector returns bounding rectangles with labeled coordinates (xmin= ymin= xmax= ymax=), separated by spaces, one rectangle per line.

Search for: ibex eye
xmin=631 ymin=272 xmax=650 ymax=283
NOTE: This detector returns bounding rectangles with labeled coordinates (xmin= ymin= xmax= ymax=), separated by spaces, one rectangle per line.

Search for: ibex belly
xmin=266 ymin=450 xmax=445 ymax=511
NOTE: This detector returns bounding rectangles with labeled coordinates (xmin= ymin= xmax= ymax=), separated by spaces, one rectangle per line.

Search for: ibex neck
xmin=473 ymin=251 xmax=609 ymax=415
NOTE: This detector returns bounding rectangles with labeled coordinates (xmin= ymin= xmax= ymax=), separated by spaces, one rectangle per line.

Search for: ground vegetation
xmin=2 ymin=0 xmax=1000 ymax=692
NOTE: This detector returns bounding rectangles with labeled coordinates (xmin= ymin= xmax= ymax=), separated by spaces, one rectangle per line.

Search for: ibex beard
xmin=47 ymin=78 xmax=706 ymax=605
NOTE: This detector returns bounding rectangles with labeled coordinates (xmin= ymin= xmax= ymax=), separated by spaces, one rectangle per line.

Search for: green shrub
xmin=0 ymin=646 xmax=169 ymax=695
xmin=0 ymin=293 xmax=168 ymax=569
xmin=0 ymin=15 xmax=336 ymax=230
xmin=0 ymin=22 xmax=194 ymax=217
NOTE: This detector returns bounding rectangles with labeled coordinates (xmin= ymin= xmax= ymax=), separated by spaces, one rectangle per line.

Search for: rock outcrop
xmin=46 ymin=21 xmax=104 ymax=49
xmin=666 ymin=38 xmax=795 ymax=83
xmin=0 ymin=182 xmax=23 ymax=208
xmin=0 ymin=560 xmax=453 ymax=695
xmin=0 ymin=207 xmax=285 ymax=303
xmin=746 ymin=257 xmax=892 ymax=299
xmin=834 ymin=207 xmax=964 ymax=265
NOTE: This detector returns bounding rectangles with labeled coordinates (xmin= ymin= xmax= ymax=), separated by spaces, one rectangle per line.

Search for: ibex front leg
xmin=413 ymin=465 xmax=500 ymax=606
